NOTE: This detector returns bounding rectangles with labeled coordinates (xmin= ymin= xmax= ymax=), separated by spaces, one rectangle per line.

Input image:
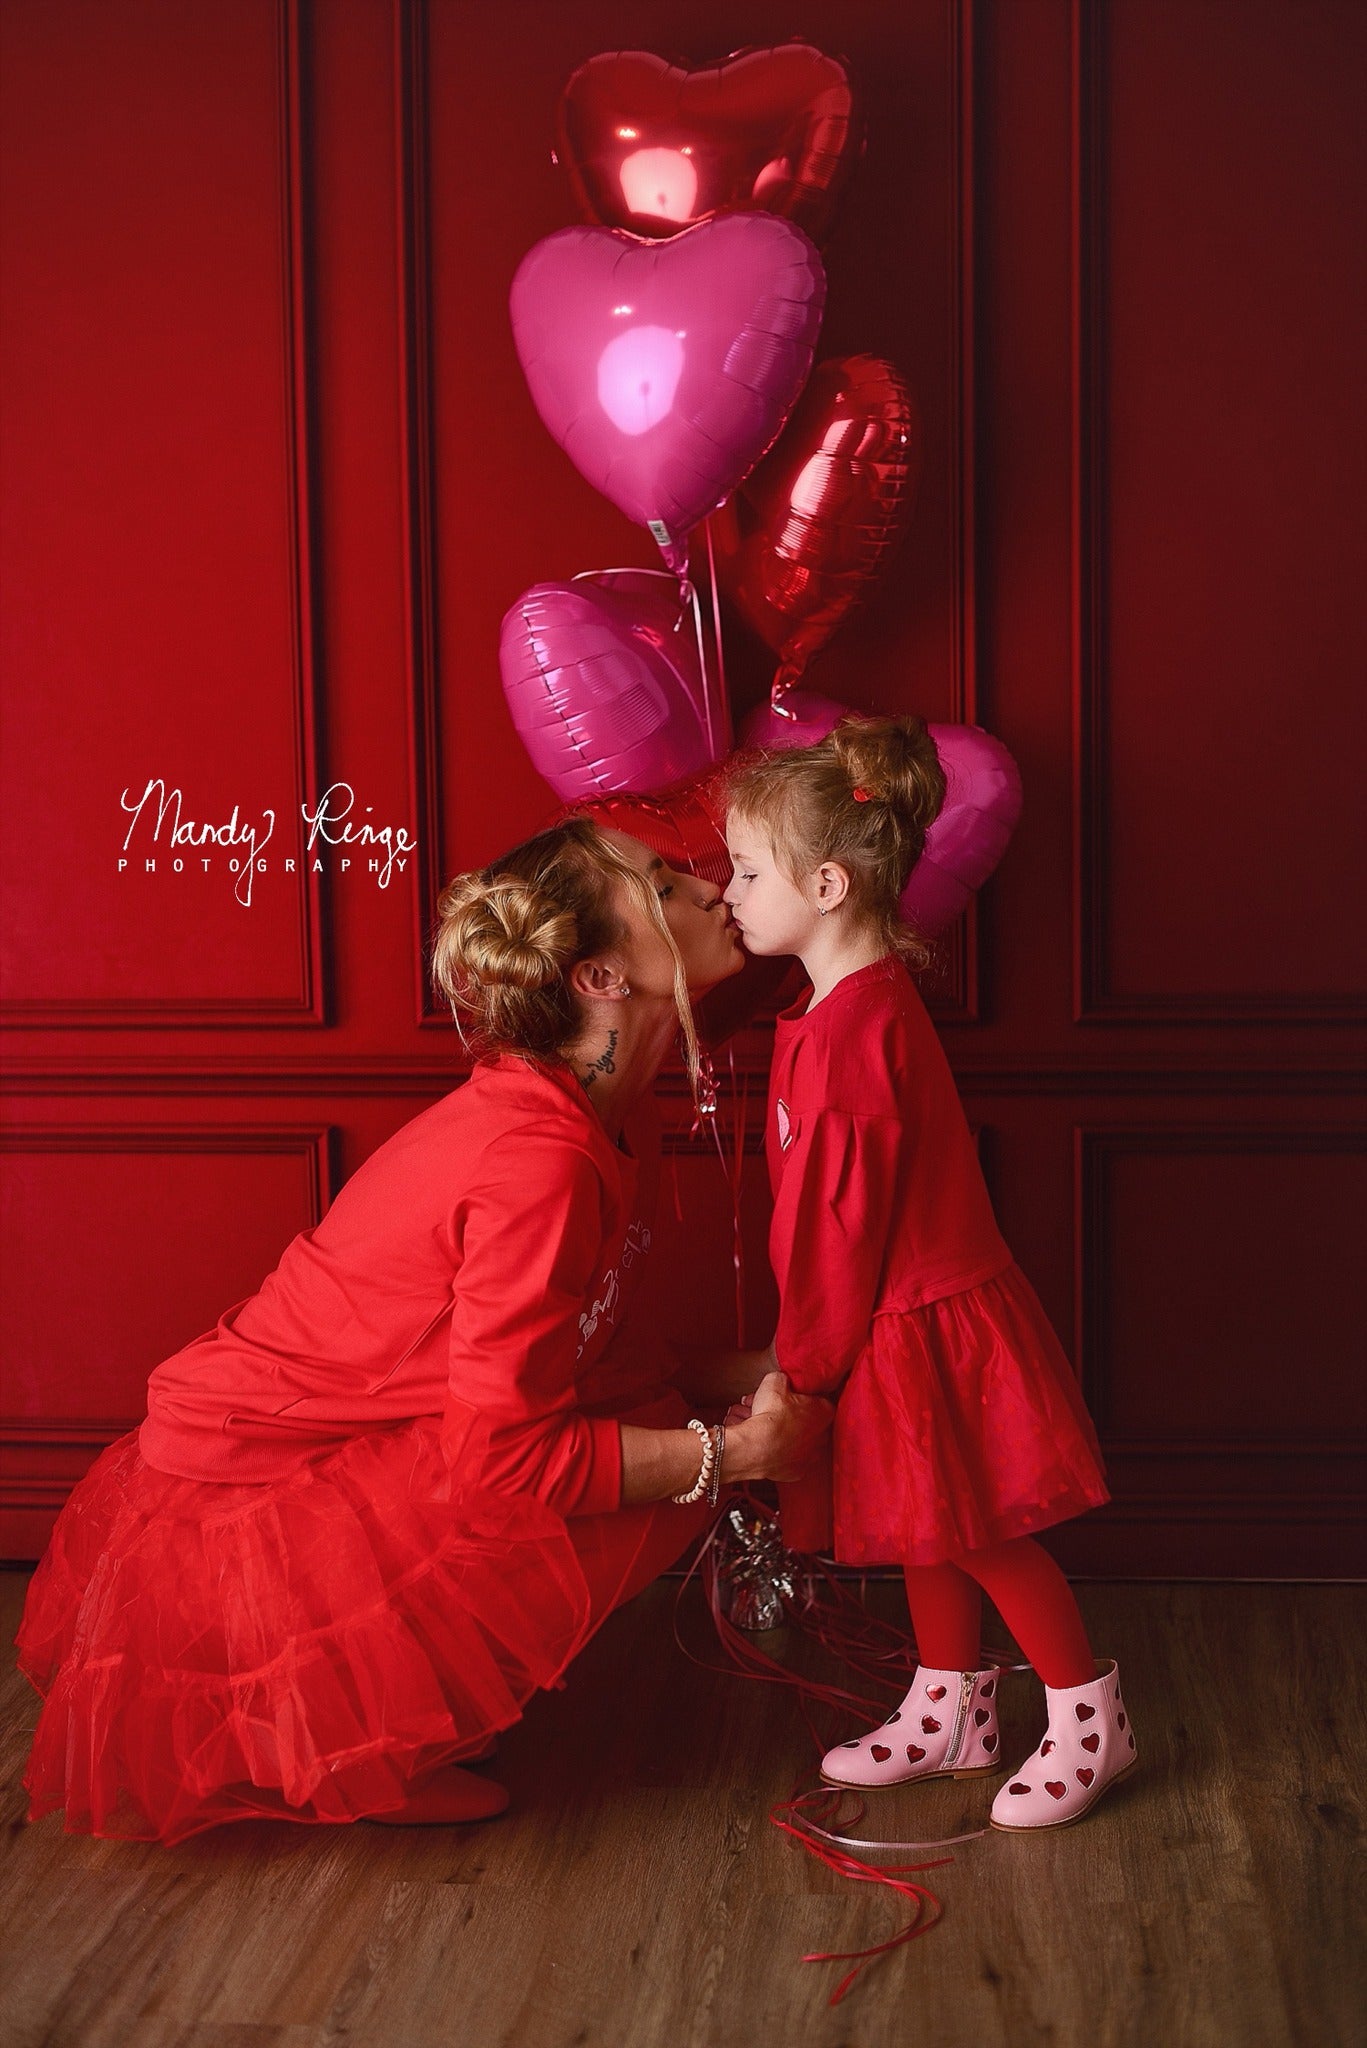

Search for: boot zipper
xmin=942 ymin=1670 xmax=976 ymax=1767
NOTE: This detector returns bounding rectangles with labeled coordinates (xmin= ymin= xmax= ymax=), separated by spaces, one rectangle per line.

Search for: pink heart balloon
xmin=510 ymin=215 xmax=826 ymax=577
xmin=738 ymin=691 xmax=1023 ymax=935
xmin=501 ymin=571 xmax=718 ymax=802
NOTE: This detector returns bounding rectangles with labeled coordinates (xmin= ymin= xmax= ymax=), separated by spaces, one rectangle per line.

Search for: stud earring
xmin=817 ymin=905 xmax=828 ymax=917
xmin=620 ymin=984 xmax=632 ymax=998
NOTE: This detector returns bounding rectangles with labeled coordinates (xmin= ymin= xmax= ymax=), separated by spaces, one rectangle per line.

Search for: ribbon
xmin=702 ymin=515 xmax=733 ymax=755
xmin=672 ymin=1494 xmax=1035 ymax=2004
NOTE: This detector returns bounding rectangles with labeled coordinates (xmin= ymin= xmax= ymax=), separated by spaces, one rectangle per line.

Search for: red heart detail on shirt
xmin=921 ymin=1716 xmax=941 ymax=1734
xmin=1045 ymin=1781 xmax=1067 ymax=1800
xmin=870 ymin=1744 xmax=891 ymax=1762
xmin=974 ymin=1708 xmax=991 ymax=1727
xmin=1081 ymin=1733 xmax=1100 ymax=1753
xmin=925 ymin=1686 xmax=947 ymax=1702
xmin=905 ymin=1744 xmax=926 ymax=1763
xmin=1075 ymin=1703 xmax=1096 ymax=1721
xmin=1076 ymin=1767 xmax=1095 ymax=1788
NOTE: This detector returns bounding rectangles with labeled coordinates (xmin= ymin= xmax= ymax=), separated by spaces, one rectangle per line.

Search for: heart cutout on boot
xmin=1076 ymin=1703 xmax=1096 ymax=1721
xmin=1081 ymin=1732 xmax=1100 ymax=1753
xmin=887 ymin=1711 xmax=901 ymax=1723
xmin=870 ymin=1745 xmax=891 ymax=1762
xmin=926 ymin=1686 xmax=947 ymax=1701
xmin=1076 ymin=1768 xmax=1095 ymax=1787
xmin=982 ymin=1680 xmax=995 ymax=1697
xmin=974 ymin=1708 xmax=991 ymax=1727
xmin=1118 ymin=1712 xmax=1126 ymax=1729
xmin=1045 ymin=1782 xmax=1067 ymax=1800
xmin=1041 ymin=1740 xmax=1056 ymax=1755
xmin=983 ymin=1733 xmax=998 ymax=1752
xmin=1128 ymin=1733 xmax=1136 ymax=1749
xmin=921 ymin=1716 xmax=941 ymax=1734
xmin=1008 ymin=1783 xmax=1030 ymax=1795
xmin=906 ymin=1744 xmax=926 ymax=1763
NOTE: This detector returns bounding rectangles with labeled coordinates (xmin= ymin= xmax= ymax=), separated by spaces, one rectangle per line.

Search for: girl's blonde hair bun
xmin=722 ymin=710 xmax=947 ymax=969
xmin=828 ymin=712 xmax=947 ymax=833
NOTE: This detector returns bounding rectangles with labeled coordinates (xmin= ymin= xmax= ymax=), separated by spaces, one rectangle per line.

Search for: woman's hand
xmin=617 ymin=1366 xmax=830 ymax=1506
xmin=724 ymin=1369 xmax=833 ymax=1484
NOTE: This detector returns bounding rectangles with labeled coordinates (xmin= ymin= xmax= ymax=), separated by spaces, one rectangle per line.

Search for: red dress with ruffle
xmin=768 ymin=957 xmax=1110 ymax=1566
xmin=17 ymin=1057 xmax=707 ymax=1843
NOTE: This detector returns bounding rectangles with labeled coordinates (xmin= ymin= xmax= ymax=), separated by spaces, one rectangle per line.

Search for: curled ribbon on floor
xmin=673 ymin=1495 xmax=1031 ymax=2004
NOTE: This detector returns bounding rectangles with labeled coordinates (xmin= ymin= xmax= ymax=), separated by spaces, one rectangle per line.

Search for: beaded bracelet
xmin=672 ymin=1417 xmax=716 ymax=1504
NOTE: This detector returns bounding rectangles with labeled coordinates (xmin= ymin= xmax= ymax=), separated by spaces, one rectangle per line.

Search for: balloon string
xmin=571 ymin=566 xmax=679 ymax=585
xmin=570 ymin=564 xmax=719 ymax=759
xmin=686 ymin=576 xmax=719 ymax=762
xmin=703 ymin=515 xmax=732 ymax=751
xmin=770 ymin=661 xmax=801 ymax=719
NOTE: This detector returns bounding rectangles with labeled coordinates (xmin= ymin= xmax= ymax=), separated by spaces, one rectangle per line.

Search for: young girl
xmin=723 ymin=714 xmax=1137 ymax=1831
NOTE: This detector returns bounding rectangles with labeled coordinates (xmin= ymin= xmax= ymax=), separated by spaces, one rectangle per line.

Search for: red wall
xmin=2 ymin=0 xmax=1364 ymax=1571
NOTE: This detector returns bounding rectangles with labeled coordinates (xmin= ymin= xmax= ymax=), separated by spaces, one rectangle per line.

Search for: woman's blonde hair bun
xmin=443 ymin=874 xmax=577 ymax=993
xmin=428 ymin=815 xmax=711 ymax=1109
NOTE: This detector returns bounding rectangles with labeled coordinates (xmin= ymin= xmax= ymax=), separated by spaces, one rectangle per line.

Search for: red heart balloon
xmin=561 ymin=766 xmax=731 ymax=888
xmin=557 ymin=44 xmax=861 ymax=244
xmin=712 ymin=357 xmax=922 ymax=704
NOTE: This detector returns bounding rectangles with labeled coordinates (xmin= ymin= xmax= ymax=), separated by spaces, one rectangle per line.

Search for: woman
xmin=18 ymin=818 xmax=832 ymax=1842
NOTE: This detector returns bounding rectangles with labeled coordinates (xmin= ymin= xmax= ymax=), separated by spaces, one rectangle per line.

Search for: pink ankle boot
xmin=989 ymin=1658 xmax=1137 ymax=1830
xmin=821 ymin=1665 xmax=1004 ymax=1789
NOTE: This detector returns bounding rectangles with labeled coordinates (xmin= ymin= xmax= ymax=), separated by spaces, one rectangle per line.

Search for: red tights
xmin=903 ymin=1536 xmax=1095 ymax=1689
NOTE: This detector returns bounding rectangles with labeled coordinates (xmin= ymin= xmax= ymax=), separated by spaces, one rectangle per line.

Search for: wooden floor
xmin=1 ymin=1568 xmax=1362 ymax=2048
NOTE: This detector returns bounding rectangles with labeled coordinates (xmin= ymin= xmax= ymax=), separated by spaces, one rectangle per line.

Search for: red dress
xmin=767 ymin=956 xmax=1110 ymax=1565
xmin=17 ymin=1056 xmax=708 ymax=1843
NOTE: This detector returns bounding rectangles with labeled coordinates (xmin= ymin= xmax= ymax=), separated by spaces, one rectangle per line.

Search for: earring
xmin=620 ymin=984 xmax=632 ymax=998
xmin=817 ymin=905 xmax=827 ymax=918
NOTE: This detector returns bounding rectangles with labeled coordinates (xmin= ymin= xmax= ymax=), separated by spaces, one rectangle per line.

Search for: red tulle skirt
xmin=17 ymin=1416 xmax=703 ymax=1844
xmin=783 ymin=1261 xmax=1111 ymax=1565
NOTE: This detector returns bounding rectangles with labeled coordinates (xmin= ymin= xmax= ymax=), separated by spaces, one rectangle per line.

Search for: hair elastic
xmin=852 ymin=787 xmax=871 ymax=803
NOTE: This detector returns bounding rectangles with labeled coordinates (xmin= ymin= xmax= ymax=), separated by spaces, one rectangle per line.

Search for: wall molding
xmin=1067 ymin=0 xmax=1363 ymax=1028
xmin=1074 ymin=1122 xmax=1367 ymax=1443
xmin=0 ymin=1119 xmax=339 ymax=1212
xmin=0 ymin=0 xmax=329 ymax=1031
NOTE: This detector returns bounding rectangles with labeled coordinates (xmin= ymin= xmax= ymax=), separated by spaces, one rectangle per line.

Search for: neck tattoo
xmin=582 ymin=1028 xmax=619 ymax=1090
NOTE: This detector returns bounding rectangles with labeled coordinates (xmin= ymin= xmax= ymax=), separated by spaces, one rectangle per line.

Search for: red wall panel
xmin=1078 ymin=0 xmax=1367 ymax=1019
xmin=0 ymin=0 xmax=325 ymax=1022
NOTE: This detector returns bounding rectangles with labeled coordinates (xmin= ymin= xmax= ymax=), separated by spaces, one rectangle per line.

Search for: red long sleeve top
xmin=140 ymin=1057 xmax=664 ymax=1512
xmin=767 ymin=955 xmax=1012 ymax=1397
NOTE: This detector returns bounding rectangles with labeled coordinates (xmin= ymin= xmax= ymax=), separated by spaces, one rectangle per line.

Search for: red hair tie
xmin=852 ymin=787 xmax=871 ymax=803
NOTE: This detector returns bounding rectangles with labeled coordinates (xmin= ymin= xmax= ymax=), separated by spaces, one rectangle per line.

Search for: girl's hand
xmin=727 ymin=1369 xmax=833 ymax=1484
